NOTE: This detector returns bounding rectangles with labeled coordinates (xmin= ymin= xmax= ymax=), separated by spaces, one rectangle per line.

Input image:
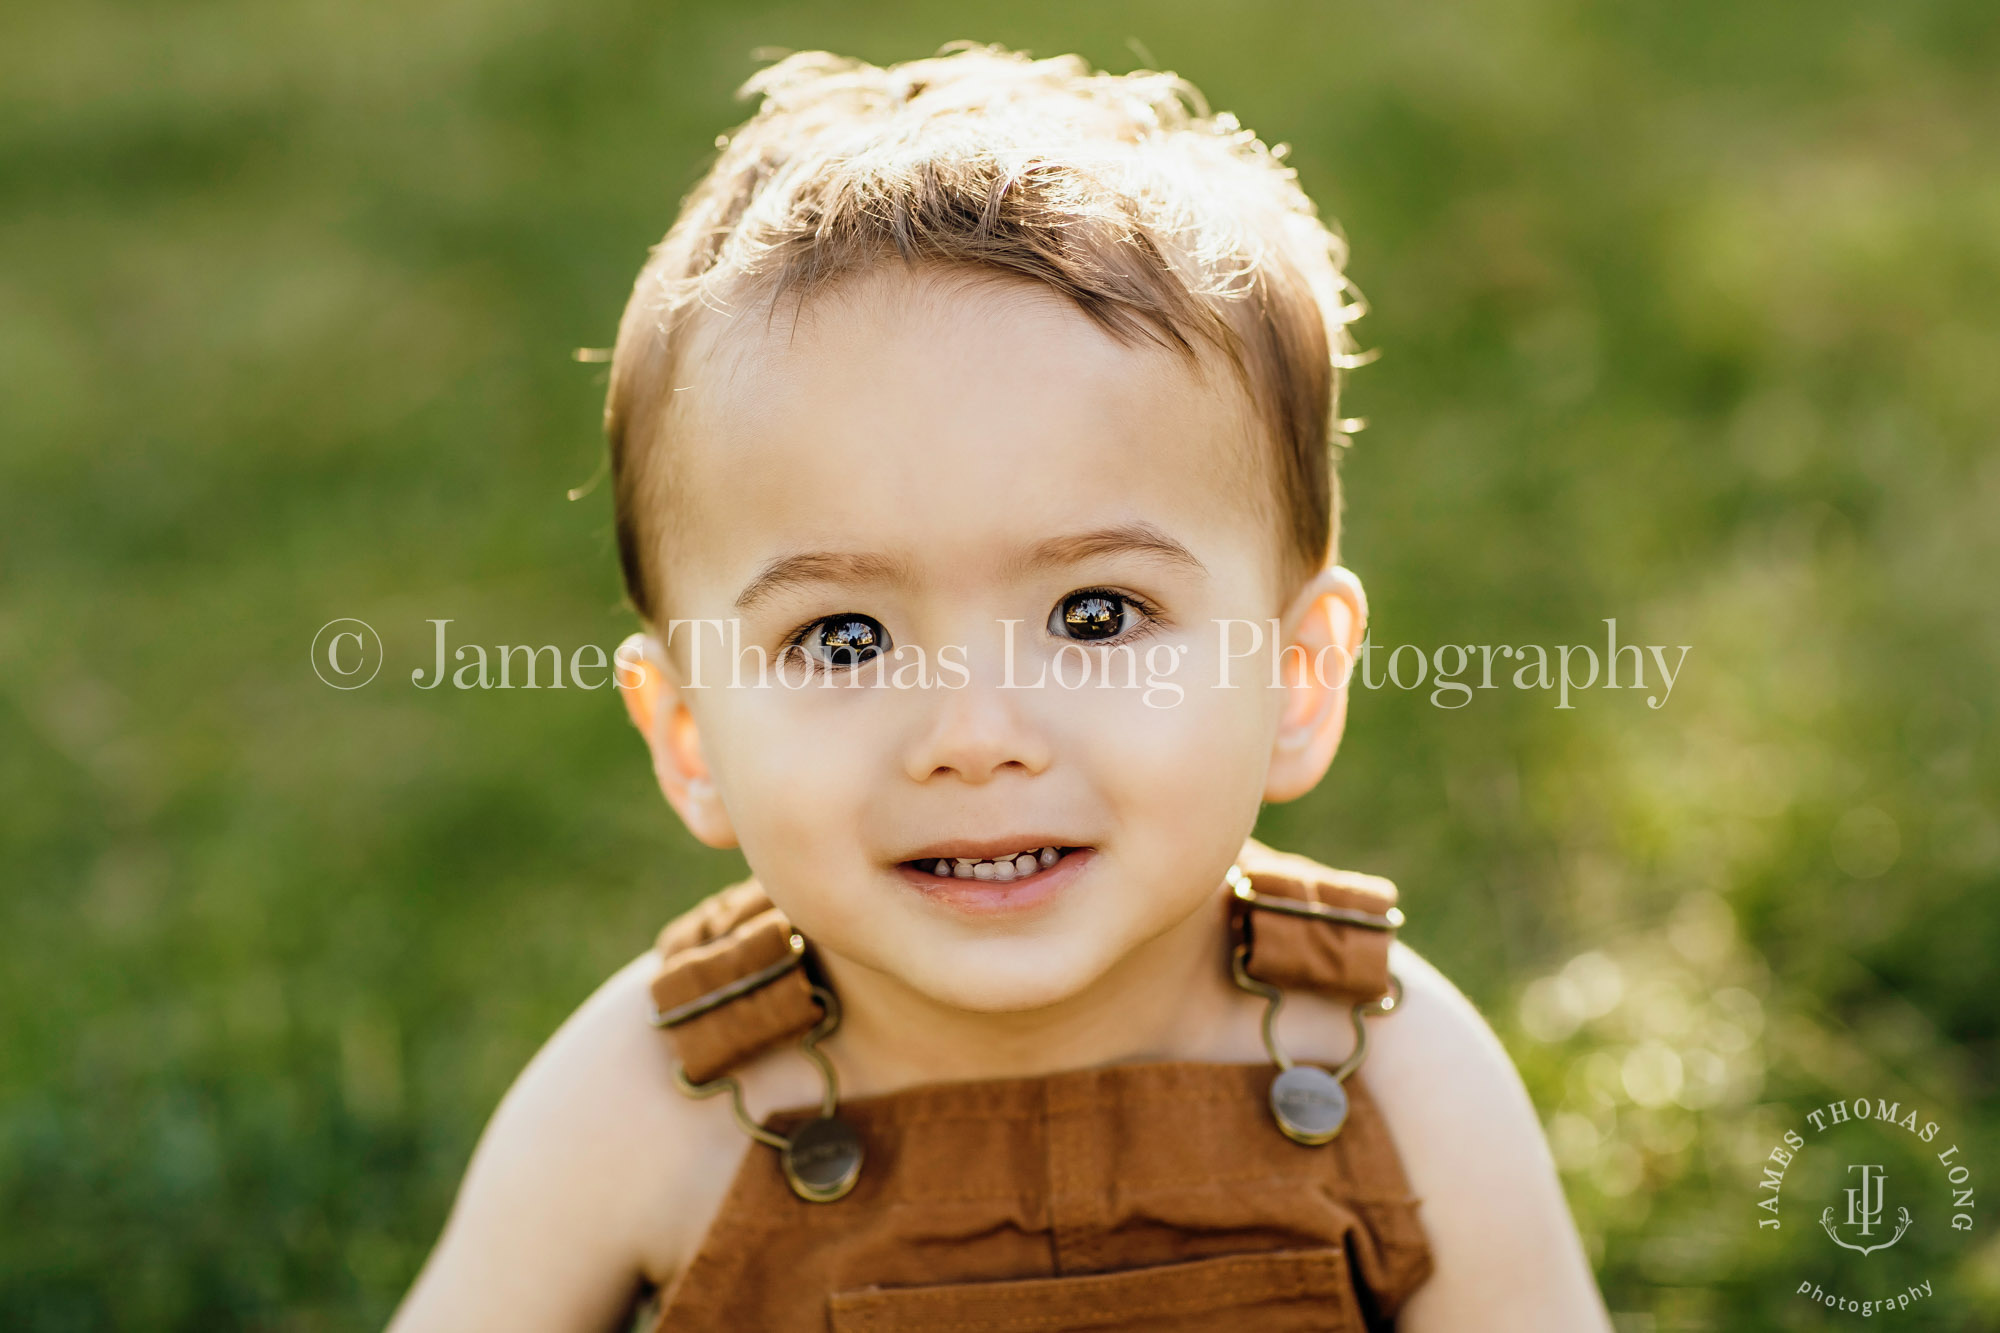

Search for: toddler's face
xmin=625 ymin=265 xmax=1358 ymax=1012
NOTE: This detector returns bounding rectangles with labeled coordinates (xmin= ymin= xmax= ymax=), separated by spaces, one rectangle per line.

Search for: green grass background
xmin=3 ymin=0 xmax=1996 ymax=1328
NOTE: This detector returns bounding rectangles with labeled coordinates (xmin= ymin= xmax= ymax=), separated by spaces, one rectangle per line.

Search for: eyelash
xmin=779 ymin=587 xmax=1167 ymax=674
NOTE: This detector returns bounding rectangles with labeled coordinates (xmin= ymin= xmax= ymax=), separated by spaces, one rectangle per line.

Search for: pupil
xmin=820 ymin=617 xmax=882 ymax=666
xmin=1063 ymin=594 xmax=1121 ymax=640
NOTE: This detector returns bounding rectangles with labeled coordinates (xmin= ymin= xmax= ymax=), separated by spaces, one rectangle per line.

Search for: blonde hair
xmin=605 ymin=41 xmax=1368 ymax=624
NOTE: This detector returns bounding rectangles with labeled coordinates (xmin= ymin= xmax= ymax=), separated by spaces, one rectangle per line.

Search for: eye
xmin=788 ymin=613 xmax=891 ymax=669
xmin=1049 ymin=588 xmax=1153 ymax=642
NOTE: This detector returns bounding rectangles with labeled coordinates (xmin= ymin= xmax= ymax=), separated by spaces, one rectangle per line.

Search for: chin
xmin=899 ymin=947 xmax=1107 ymax=1014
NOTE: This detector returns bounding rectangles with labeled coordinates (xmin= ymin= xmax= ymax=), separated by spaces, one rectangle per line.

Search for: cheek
xmin=698 ymin=689 xmax=879 ymax=863
xmin=1057 ymin=645 xmax=1278 ymax=820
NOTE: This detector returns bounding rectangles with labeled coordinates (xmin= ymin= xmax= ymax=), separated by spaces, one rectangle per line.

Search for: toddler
xmin=391 ymin=41 xmax=1609 ymax=1332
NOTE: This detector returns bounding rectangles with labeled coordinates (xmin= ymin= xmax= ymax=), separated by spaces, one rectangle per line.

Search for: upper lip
xmin=897 ymin=837 xmax=1088 ymax=863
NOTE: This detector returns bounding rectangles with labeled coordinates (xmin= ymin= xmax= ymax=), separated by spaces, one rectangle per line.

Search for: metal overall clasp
xmin=652 ymin=931 xmax=865 ymax=1203
xmin=1226 ymin=863 xmax=1405 ymax=1146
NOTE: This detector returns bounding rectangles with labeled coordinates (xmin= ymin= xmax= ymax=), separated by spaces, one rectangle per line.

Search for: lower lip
xmin=895 ymin=848 xmax=1096 ymax=916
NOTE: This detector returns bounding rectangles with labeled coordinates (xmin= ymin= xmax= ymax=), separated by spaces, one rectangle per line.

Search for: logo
xmin=1753 ymin=1096 xmax=1977 ymax=1319
xmin=1821 ymin=1164 xmax=1910 ymax=1256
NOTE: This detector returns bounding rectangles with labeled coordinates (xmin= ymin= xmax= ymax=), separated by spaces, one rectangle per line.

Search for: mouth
xmin=893 ymin=843 xmax=1096 ymax=915
xmin=898 ymin=842 xmax=1088 ymax=882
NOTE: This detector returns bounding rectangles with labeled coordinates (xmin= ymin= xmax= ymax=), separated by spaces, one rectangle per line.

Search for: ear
xmin=615 ymin=632 xmax=738 ymax=848
xmin=1264 ymin=566 xmax=1369 ymax=804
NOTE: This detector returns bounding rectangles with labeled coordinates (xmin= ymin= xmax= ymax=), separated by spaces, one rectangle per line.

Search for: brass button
xmin=1269 ymin=1065 xmax=1349 ymax=1145
xmin=782 ymin=1115 xmax=865 ymax=1202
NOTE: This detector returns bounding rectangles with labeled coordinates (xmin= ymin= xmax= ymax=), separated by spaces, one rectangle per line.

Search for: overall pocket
xmin=828 ymin=1247 xmax=1362 ymax=1332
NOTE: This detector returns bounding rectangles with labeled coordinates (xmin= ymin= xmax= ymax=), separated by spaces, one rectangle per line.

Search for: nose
xmin=902 ymin=667 xmax=1054 ymax=784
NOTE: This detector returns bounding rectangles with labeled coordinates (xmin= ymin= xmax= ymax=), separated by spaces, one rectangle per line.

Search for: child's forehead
xmin=663 ymin=266 xmax=1278 ymax=600
xmin=683 ymin=264 xmax=1198 ymax=413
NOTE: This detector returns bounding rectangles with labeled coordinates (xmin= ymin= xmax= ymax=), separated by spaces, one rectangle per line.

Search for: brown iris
xmin=810 ymin=615 xmax=887 ymax=667
xmin=1057 ymin=592 xmax=1124 ymax=641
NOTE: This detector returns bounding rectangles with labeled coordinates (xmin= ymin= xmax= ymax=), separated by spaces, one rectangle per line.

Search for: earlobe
xmin=1264 ymin=566 xmax=1369 ymax=804
xmin=614 ymin=632 xmax=738 ymax=848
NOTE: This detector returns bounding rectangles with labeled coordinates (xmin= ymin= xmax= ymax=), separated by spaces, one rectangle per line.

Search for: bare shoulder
xmin=1362 ymin=942 xmax=1613 ymax=1333
xmin=388 ymin=951 xmax=753 ymax=1333
xmin=1364 ymin=941 xmax=1542 ymax=1132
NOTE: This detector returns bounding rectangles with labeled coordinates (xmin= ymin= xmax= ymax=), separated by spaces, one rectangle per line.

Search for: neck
xmin=817 ymin=875 xmax=1242 ymax=1096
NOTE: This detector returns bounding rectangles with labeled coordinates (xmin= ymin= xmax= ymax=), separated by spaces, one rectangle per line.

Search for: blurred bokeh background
xmin=4 ymin=0 xmax=1996 ymax=1328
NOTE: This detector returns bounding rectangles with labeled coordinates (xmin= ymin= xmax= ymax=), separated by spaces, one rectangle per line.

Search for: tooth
xmin=953 ymin=861 xmax=974 ymax=878
xmin=972 ymin=862 xmax=997 ymax=880
xmin=993 ymin=861 xmax=1018 ymax=882
xmin=1014 ymin=853 xmax=1037 ymax=875
xmin=1039 ymin=847 xmax=1059 ymax=868
xmin=935 ymin=859 xmax=953 ymax=876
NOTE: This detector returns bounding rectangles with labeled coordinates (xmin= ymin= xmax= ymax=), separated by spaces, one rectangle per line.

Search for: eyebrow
xmin=732 ymin=521 xmax=1207 ymax=612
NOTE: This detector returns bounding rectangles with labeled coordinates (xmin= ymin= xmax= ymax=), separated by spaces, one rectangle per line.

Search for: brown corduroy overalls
xmin=641 ymin=837 xmax=1435 ymax=1331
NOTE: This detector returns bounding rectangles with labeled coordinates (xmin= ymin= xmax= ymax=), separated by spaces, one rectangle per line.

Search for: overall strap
xmin=1228 ymin=836 xmax=1403 ymax=1003
xmin=648 ymin=879 xmax=822 ymax=1084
